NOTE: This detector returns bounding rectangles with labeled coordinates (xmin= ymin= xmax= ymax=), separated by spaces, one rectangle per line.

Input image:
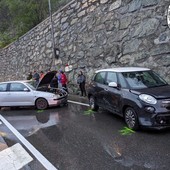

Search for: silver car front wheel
xmin=36 ymin=98 xmax=48 ymax=110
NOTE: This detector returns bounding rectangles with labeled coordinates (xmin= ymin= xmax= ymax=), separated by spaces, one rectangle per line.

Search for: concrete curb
xmin=68 ymin=94 xmax=89 ymax=104
xmin=0 ymin=131 xmax=8 ymax=152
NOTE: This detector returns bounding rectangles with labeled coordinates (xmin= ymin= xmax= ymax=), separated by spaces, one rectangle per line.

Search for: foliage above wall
xmin=0 ymin=0 xmax=71 ymax=48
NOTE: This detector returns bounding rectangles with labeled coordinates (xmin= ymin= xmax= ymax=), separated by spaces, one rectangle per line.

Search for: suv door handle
xmin=104 ymin=88 xmax=108 ymax=91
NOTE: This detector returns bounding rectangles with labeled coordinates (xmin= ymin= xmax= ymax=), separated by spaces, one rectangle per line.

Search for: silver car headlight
xmin=139 ymin=94 xmax=157 ymax=104
xmin=51 ymin=94 xmax=55 ymax=98
xmin=52 ymin=94 xmax=60 ymax=98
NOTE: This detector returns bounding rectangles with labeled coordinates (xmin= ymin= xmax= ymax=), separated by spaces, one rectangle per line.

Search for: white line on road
xmin=0 ymin=115 xmax=58 ymax=170
xmin=68 ymin=100 xmax=89 ymax=107
xmin=0 ymin=143 xmax=33 ymax=170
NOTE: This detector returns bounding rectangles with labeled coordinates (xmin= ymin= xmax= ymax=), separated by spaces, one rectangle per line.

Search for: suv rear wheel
xmin=124 ymin=107 xmax=139 ymax=130
xmin=89 ymin=96 xmax=99 ymax=111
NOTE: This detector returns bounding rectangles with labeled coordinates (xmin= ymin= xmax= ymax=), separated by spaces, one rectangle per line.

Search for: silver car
xmin=0 ymin=71 xmax=67 ymax=110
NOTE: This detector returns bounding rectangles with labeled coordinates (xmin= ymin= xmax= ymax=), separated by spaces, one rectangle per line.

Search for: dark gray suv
xmin=87 ymin=67 xmax=170 ymax=130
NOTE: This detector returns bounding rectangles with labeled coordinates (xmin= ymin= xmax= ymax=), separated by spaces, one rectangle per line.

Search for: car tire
xmin=36 ymin=98 xmax=48 ymax=110
xmin=89 ymin=96 xmax=99 ymax=111
xmin=124 ymin=107 xmax=139 ymax=130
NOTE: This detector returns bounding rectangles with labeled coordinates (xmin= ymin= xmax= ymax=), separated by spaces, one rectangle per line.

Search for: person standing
xmin=32 ymin=70 xmax=40 ymax=87
xmin=40 ymin=71 xmax=45 ymax=80
xmin=57 ymin=71 xmax=62 ymax=88
xmin=27 ymin=72 xmax=32 ymax=80
xmin=77 ymin=70 xmax=86 ymax=97
xmin=60 ymin=70 xmax=68 ymax=93
xmin=49 ymin=73 xmax=58 ymax=93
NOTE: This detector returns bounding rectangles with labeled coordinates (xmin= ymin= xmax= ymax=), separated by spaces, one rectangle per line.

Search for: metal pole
xmin=168 ymin=5 xmax=170 ymax=28
xmin=48 ymin=0 xmax=56 ymax=68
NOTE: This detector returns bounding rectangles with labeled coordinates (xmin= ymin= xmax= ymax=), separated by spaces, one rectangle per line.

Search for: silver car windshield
xmin=25 ymin=82 xmax=36 ymax=90
xmin=122 ymin=70 xmax=168 ymax=89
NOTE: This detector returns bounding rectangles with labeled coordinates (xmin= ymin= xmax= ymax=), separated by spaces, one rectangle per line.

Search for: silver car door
xmin=8 ymin=83 xmax=35 ymax=106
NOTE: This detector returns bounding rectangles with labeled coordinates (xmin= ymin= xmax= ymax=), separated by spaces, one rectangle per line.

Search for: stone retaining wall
xmin=0 ymin=0 xmax=170 ymax=93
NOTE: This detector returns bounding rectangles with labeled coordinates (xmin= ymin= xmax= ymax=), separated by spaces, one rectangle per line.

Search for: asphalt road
xmin=0 ymin=96 xmax=170 ymax=170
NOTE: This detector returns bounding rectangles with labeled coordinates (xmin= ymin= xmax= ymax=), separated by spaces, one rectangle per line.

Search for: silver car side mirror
xmin=24 ymin=88 xmax=30 ymax=92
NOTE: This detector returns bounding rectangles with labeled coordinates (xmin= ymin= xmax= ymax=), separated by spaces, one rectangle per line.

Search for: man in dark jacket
xmin=49 ymin=74 xmax=58 ymax=93
xmin=77 ymin=70 xmax=86 ymax=96
xmin=32 ymin=70 xmax=40 ymax=87
xmin=27 ymin=72 xmax=32 ymax=80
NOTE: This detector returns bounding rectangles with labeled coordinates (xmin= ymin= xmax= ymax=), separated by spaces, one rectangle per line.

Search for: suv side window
xmin=118 ymin=73 xmax=128 ymax=88
xmin=106 ymin=72 xmax=117 ymax=85
xmin=94 ymin=72 xmax=106 ymax=84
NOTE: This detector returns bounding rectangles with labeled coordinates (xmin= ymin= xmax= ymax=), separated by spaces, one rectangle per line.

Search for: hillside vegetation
xmin=0 ymin=0 xmax=71 ymax=48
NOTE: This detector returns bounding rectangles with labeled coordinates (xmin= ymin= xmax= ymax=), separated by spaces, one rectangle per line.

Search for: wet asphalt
xmin=0 ymin=95 xmax=170 ymax=170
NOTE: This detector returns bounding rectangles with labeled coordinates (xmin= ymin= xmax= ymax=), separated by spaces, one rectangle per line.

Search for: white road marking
xmin=0 ymin=143 xmax=33 ymax=170
xmin=0 ymin=115 xmax=58 ymax=170
xmin=68 ymin=100 xmax=89 ymax=107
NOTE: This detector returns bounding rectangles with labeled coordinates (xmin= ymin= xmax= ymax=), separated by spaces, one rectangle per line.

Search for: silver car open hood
xmin=36 ymin=71 xmax=57 ymax=89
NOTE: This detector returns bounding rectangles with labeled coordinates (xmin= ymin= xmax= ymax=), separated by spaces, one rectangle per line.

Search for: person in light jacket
xmin=77 ymin=71 xmax=86 ymax=97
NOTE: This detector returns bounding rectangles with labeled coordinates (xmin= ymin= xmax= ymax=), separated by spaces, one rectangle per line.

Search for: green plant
xmin=119 ymin=127 xmax=135 ymax=135
xmin=83 ymin=109 xmax=95 ymax=115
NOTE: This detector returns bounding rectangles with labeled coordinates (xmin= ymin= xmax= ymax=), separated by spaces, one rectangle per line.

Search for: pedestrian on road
xmin=60 ymin=70 xmax=68 ymax=93
xmin=40 ymin=71 xmax=45 ymax=80
xmin=57 ymin=71 xmax=62 ymax=88
xmin=27 ymin=72 xmax=32 ymax=80
xmin=77 ymin=70 xmax=86 ymax=97
xmin=32 ymin=70 xmax=40 ymax=87
xmin=49 ymin=72 xmax=58 ymax=93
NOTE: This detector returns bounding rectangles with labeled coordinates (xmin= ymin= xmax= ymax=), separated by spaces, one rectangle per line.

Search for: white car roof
xmin=95 ymin=67 xmax=150 ymax=73
xmin=0 ymin=80 xmax=29 ymax=84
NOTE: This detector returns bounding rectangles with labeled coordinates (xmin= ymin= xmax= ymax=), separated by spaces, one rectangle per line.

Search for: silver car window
xmin=10 ymin=83 xmax=27 ymax=91
xmin=25 ymin=82 xmax=36 ymax=90
xmin=0 ymin=83 xmax=7 ymax=92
